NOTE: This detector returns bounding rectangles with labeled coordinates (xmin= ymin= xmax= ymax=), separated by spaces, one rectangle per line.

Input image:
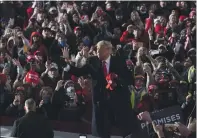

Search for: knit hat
xmin=26 ymin=7 xmax=33 ymax=19
xmin=106 ymin=2 xmax=113 ymax=11
xmin=80 ymin=15 xmax=89 ymax=24
xmin=71 ymin=75 xmax=78 ymax=82
xmin=74 ymin=26 xmax=81 ymax=33
xmin=187 ymin=48 xmax=196 ymax=57
xmin=158 ymin=44 xmax=167 ymax=50
xmin=34 ymin=50 xmax=41 ymax=56
xmin=154 ymin=19 xmax=160 ymax=26
xmin=64 ymin=80 xmax=74 ymax=89
xmin=179 ymin=15 xmax=187 ymax=22
xmin=158 ymin=71 xmax=171 ymax=84
xmin=50 ymin=62 xmax=58 ymax=70
xmin=15 ymin=86 xmax=26 ymax=96
xmin=81 ymin=2 xmax=88 ymax=6
xmin=127 ymin=25 xmax=135 ymax=31
xmin=30 ymin=32 xmax=41 ymax=45
xmin=135 ymin=75 xmax=145 ymax=80
xmin=31 ymin=31 xmax=41 ymax=37
xmin=25 ymin=70 xmax=39 ymax=85
xmin=49 ymin=7 xmax=57 ymax=13
xmin=96 ymin=7 xmax=104 ymax=16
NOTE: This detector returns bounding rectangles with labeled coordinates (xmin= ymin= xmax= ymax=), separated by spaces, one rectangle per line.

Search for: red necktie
xmin=102 ymin=61 xmax=107 ymax=77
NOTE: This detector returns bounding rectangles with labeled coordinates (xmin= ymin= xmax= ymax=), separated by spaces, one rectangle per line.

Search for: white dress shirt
xmin=104 ymin=55 xmax=111 ymax=74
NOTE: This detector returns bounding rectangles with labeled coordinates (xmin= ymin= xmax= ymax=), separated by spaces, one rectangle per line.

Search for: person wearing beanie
xmin=179 ymin=15 xmax=187 ymax=22
xmin=52 ymin=79 xmax=86 ymax=121
xmin=128 ymin=75 xmax=148 ymax=113
xmin=25 ymin=69 xmax=40 ymax=86
xmin=41 ymin=62 xmax=61 ymax=90
xmin=24 ymin=69 xmax=42 ymax=101
xmin=73 ymin=26 xmax=83 ymax=47
xmin=0 ymin=1 xmax=195 ymax=138
xmin=29 ymin=32 xmax=48 ymax=61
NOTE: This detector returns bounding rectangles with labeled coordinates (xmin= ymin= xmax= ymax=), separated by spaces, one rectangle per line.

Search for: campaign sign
xmin=140 ymin=105 xmax=184 ymax=138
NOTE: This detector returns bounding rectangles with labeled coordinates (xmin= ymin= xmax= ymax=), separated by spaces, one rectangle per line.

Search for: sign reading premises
xmin=140 ymin=105 xmax=184 ymax=137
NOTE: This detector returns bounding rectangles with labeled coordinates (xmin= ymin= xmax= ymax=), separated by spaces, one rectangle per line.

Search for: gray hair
xmin=96 ymin=40 xmax=113 ymax=49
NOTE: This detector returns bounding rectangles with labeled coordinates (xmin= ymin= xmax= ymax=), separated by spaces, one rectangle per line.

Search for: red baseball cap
xmin=25 ymin=70 xmax=39 ymax=85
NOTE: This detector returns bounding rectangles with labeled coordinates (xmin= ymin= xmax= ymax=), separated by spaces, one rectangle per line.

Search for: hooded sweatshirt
xmin=29 ymin=32 xmax=48 ymax=60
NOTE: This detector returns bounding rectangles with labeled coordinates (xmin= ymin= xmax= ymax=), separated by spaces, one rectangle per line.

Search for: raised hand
xmin=166 ymin=60 xmax=173 ymax=69
xmin=33 ymin=7 xmax=39 ymax=15
xmin=81 ymin=46 xmax=89 ymax=58
xmin=137 ymin=111 xmax=152 ymax=123
xmin=39 ymin=100 xmax=44 ymax=107
xmin=78 ymin=77 xmax=85 ymax=89
xmin=174 ymin=122 xmax=191 ymax=137
xmin=89 ymin=46 xmax=96 ymax=55
xmin=143 ymin=63 xmax=151 ymax=74
xmin=187 ymin=117 xmax=196 ymax=132
xmin=152 ymin=122 xmax=164 ymax=138
xmin=55 ymin=80 xmax=64 ymax=91
xmin=44 ymin=60 xmax=51 ymax=73
xmin=61 ymin=47 xmax=70 ymax=60
xmin=70 ymin=54 xmax=76 ymax=62
xmin=12 ymin=59 xmax=21 ymax=67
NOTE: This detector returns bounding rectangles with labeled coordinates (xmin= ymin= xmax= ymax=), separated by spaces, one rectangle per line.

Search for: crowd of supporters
xmin=0 ymin=1 xmax=196 ymax=138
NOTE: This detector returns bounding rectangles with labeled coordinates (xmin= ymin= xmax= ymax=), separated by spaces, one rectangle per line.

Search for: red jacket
xmin=24 ymin=7 xmax=34 ymax=29
xmin=27 ymin=7 xmax=33 ymax=20
xmin=145 ymin=18 xmax=153 ymax=32
xmin=154 ymin=24 xmax=167 ymax=35
xmin=120 ymin=31 xmax=134 ymax=44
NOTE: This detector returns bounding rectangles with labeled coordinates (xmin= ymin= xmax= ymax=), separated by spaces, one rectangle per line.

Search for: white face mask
xmin=140 ymin=6 xmax=147 ymax=14
xmin=116 ymin=15 xmax=123 ymax=20
xmin=66 ymin=87 xmax=76 ymax=99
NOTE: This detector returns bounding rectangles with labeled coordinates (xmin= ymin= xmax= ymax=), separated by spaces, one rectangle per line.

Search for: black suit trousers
xmin=92 ymin=92 xmax=145 ymax=138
